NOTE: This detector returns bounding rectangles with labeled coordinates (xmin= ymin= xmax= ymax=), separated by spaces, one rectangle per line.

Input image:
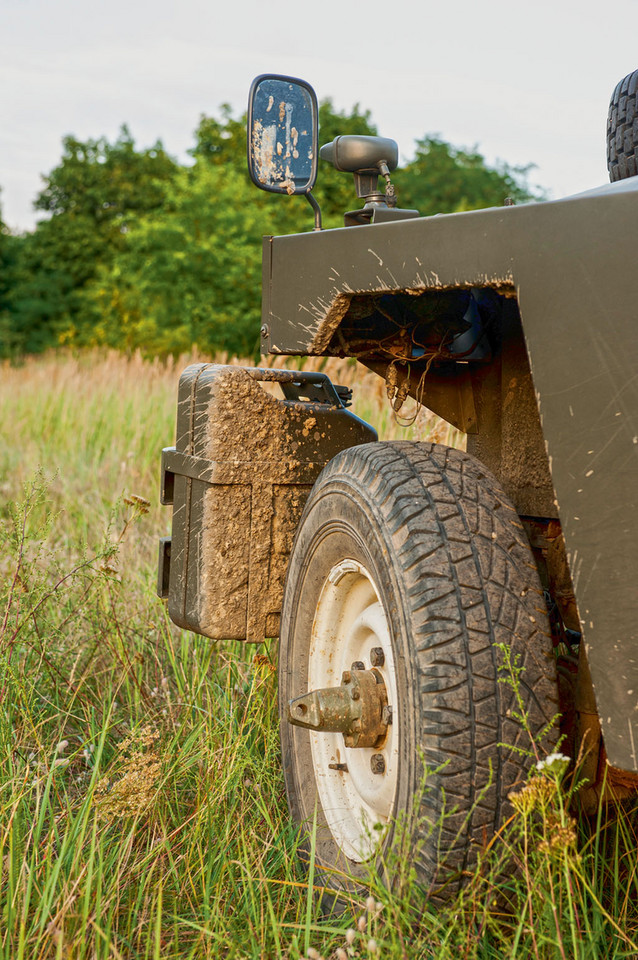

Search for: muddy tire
xmin=279 ymin=441 xmax=558 ymax=896
xmin=607 ymin=68 xmax=638 ymax=182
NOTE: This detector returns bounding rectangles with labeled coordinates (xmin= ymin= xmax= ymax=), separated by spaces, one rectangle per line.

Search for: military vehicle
xmin=158 ymin=69 xmax=638 ymax=895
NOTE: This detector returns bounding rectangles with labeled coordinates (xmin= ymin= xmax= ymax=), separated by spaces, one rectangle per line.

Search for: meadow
xmin=1 ymin=350 xmax=637 ymax=959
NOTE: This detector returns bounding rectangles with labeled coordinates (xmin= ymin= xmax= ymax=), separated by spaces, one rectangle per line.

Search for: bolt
xmin=351 ymin=660 xmax=365 ymax=671
xmin=382 ymin=705 xmax=393 ymax=725
xmin=351 ymin=688 xmax=360 ymax=701
xmin=370 ymin=647 xmax=385 ymax=667
xmin=329 ymin=762 xmax=348 ymax=772
xmin=260 ymin=323 xmax=269 ymax=338
xmin=370 ymin=753 xmax=386 ymax=775
xmin=342 ymin=671 xmax=351 ymax=684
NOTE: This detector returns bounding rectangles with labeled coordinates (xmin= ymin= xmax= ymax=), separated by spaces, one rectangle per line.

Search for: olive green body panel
xmin=261 ymin=179 xmax=638 ymax=771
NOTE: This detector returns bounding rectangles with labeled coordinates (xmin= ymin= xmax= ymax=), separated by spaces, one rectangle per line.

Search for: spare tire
xmin=607 ymin=68 xmax=638 ymax=182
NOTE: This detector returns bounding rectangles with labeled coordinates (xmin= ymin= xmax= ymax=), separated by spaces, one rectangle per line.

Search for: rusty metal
xmin=370 ymin=754 xmax=386 ymax=775
xmin=288 ymin=668 xmax=389 ymax=748
xmin=370 ymin=647 xmax=385 ymax=667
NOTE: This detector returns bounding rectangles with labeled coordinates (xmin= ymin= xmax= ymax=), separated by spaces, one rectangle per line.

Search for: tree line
xmin=0 ymin=102 xmax=543 ymax=360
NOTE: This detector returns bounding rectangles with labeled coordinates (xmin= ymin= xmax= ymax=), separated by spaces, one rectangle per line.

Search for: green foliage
xmin=35 ymin=125 xmax=177 ymax=224
xmin=87 ymin=164 xmax=276 ymax=356
xmin=190 ymin=104 xmax=247 ymax=167
xmin=4 ymin=128 xmax=177 ymax=354
xmin=0 ymin=206 xmax=24 ymax=356
xmin=395 ymin=135 xmax=545 ymax=215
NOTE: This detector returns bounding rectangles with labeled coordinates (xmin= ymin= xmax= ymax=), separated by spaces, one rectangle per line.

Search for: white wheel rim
xmin=309 ymin=559 xmax=399 ymax=862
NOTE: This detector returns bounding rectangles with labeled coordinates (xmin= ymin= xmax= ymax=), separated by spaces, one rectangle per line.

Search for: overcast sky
xmin=2 ymin=0 xmax=637 ymax=232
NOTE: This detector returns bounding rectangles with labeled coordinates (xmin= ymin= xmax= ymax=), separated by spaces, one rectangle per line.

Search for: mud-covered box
xmin=158 ymin=364 xmax=376 ymax=641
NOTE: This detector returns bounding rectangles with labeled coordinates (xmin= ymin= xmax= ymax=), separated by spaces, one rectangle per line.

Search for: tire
xmin=607 ymin=68 xmax=638 ymax=182
xmin=279 ymin=441 xmax=558 ymax=896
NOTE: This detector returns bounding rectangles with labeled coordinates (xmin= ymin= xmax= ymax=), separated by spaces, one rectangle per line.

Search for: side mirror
xmin=247 ymin=74 xmax=318 ymax=196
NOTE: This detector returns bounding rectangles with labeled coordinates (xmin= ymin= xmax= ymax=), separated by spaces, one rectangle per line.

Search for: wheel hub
xmin=287 ymin=557 xmax=399 ymax=861
xmin=288 ymin=667 xmax=389 ymax=747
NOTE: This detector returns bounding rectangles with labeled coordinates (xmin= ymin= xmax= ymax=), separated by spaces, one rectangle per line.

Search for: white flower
xmin=536 ymin=752 xmax=570 ymax=776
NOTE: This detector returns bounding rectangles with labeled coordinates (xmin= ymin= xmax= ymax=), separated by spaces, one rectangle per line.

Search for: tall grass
xmin=1 ymin=350 xmax=637 ymax=958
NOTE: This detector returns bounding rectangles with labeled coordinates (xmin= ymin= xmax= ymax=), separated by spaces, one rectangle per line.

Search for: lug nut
xmin=370 ymin=647 xmax=385 ymax=667
xmin=351 ymin=660 xmax=365 ymax=671
xmin=342 ymin=671 xmax=351 ymax=684
xmin=370 ymin=753 xmax=386 ymax=775
xmin=382 ymin=705 xmax=393 ymax=725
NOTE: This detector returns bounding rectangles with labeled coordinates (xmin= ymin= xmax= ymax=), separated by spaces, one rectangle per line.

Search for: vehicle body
xmin=158 ymin=72 xmax=638 ymax=893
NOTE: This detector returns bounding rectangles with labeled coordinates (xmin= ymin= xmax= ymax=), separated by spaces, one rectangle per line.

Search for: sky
xmin=2 ymin=0 xmax=638 ymax=233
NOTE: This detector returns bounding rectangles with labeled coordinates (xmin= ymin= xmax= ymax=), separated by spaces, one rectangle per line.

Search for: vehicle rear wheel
xmin=279 ymin=441 xmax=558 ymax=896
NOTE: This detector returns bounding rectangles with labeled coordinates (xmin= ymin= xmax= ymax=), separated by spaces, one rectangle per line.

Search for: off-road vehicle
xmin=157 ymin=70 xmax=638 ymax=894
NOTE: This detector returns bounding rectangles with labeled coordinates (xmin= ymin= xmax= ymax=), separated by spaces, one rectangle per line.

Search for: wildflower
xmin=345 ymin=929 xmax=356 ymax=945
xmin=357 ymin=915 xmax=367 ymax=932
xmin=93 ymin=727 xmax=161 ymax=820
xmin=336 ymin=950 xmax=348 ymax=960
xmin=366 ymin=895 xmax=376 ymax=912
xmin=508 ymin=776 xmax=555 ymax=814
xmin=367 ymin=940 xmax=378 ymax=955
xmin=535 ymin=752 xmax=570 ymax=777
xmin=539 ymin=812 xmax=578 ymax=858
xmin=307 ymin=949 xmax=320 ymax=960
xmin=56 ymin=740 xmax=69 ymax=754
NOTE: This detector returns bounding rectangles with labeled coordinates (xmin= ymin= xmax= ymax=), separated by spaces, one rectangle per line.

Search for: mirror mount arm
xmin=305 ymin=190 xmax=323 ymax=231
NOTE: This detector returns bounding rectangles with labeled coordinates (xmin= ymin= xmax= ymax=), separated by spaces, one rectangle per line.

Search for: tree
xmin=87 ymin=163 xmax=288 ymax=357
xmin=8 ymin=128 xmax=178 ymax=349
xmin=0 ymin=200 xmax=25 ymax=356
xmin=394 ymin=136 xmax=544 ymax=216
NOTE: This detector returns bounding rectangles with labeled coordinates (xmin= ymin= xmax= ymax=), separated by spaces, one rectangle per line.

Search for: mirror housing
xmin=319 ymin=136 xmax=399 ymax=174
xmin=247 ymin=74 xmax=319 ymax=196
